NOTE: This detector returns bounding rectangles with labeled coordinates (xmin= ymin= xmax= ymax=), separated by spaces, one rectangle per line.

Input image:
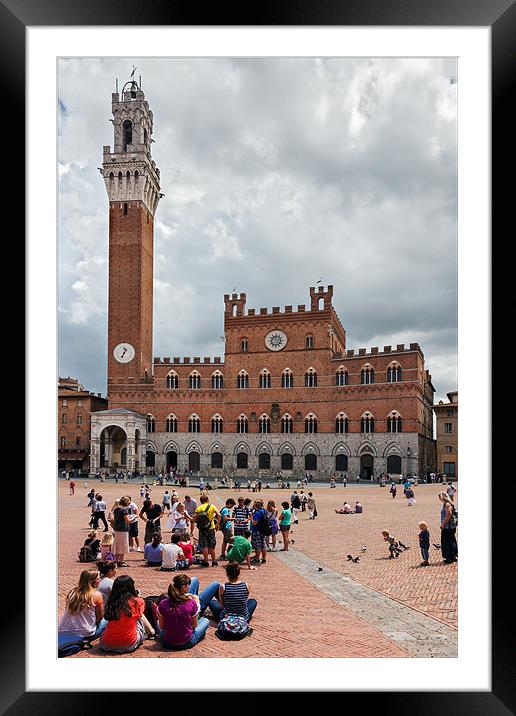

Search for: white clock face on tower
xmin=113 ymin=342 xmax=135 ymax=363
xmin=265 ymin=330 xmax=288 ymax=351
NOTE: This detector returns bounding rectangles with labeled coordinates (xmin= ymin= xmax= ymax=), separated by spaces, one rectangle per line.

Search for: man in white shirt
xmin=161 ymin=533 xmax=186 ymax=571
xmin=92 ymin=494 xmax=109 ymax=532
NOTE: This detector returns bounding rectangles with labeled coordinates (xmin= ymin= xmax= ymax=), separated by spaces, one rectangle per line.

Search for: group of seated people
xmin=335 ymin=500 xmax=363 ymax=514
xmin=59 ymin=560 xmax=257 ymax=655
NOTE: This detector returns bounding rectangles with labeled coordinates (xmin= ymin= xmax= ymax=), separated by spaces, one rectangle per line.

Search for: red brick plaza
xmin=59 ymin=480 xmax=457 ymax=658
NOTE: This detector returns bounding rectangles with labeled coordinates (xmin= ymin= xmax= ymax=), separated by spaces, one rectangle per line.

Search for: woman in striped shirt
xmin=208 ymin=562 xmax=257 ymax=622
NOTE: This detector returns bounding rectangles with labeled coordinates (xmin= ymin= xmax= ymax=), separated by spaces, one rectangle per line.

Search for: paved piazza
xmin=59 ymin=481 xmax=457 ymax=658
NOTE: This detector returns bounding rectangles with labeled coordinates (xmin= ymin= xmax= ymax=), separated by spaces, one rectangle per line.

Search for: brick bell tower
xmin=102 ymin=76 xmax=161 ymax=386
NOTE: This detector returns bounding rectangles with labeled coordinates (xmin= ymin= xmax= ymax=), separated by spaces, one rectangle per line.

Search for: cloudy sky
xmin=58 ymin=57 xmax=457 ymax=402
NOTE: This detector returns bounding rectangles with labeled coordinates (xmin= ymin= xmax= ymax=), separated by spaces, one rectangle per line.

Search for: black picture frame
xmin=6 ymin=0 xmax=512 ymax=711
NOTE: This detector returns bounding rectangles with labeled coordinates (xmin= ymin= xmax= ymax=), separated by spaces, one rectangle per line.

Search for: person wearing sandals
xmin=250 ymin=499 xmax=268 ymax=565
xmin=111 ymin=495 xmax=132 ymax=567
xmin=208 ymin=561 xmax=257 ymax=623
xmin=59 ymin=568 xmax=106 ymax=646
xmin=155 ymin=573 xmax=219 ymax=650
xmin=100 ymin=575 xmax=155 ymax=653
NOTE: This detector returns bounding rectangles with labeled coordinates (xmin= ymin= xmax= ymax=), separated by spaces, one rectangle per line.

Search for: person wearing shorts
xmin=194 ymin=495 xmax=221 ymax=567
xmin=278 ymin=501 xmax=292 ymax=551
xmin=232 ymin=497 xmax=251 ymax=537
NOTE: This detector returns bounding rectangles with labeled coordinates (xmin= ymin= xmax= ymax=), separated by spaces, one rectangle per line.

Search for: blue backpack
xmin=215 ymin=615 xmax=253 ymax=640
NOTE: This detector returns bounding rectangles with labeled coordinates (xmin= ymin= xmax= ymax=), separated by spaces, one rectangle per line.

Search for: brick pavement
xmin=58 ymin=481 xmax=457 ymax=658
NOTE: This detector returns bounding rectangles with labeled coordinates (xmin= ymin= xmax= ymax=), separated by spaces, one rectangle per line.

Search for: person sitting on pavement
xmin=59 ymin=568 xmax=106 ymax=647
xmin=335 ymin=501 xmax=354 ymax=514
xmin=207 ymin=561 xmax=257 ymax=623
xmin=100 ymin=575 xmax=155 ymax=653
xmin=144 ymin=531 xmax=164 ymax=566
xmin=161 ymin=532 xmax=189 ymax=571
xmin=354 ymin=500 xmax=363 ymax=513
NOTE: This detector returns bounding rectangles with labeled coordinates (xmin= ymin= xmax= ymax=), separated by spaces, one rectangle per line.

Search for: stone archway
xmin=166 ymin=451 xmax=178 ymax=471
xmin=189 ymin=451 xmax=200 ymax=473
xmin=99 ymin=425 xmax=127 ymax=469
xmin=360 ymin=453 xmax=374 ymax=480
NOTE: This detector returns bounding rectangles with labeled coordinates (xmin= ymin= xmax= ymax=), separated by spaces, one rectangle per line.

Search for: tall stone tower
xmin=102 ymin=78 xmax=161 ymax=387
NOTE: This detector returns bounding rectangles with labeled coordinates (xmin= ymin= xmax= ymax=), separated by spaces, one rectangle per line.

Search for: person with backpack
xmin=250 ymin=499 xmax=269 ymax=565
xmin=58 ymin=569 xmax=106 ymax=654
xmin=290 ymin=492 xmax=301 ymax=524
xmin=100 ymin=575 xmax=155 ymax=653
xmin=265 ymin=500 xmax=279 ymax=551
xmin=80 ymin=530 xmax=101 ymax=562
xmin=439 ymin=492 xmax=458 ymax=564
xmin=193 ymin=494 xmax=221 ymax=567
xmin=155 ymin=573 xmax=219 ymax=650
xmin=208 ymin=561 xmax=257 ymax=626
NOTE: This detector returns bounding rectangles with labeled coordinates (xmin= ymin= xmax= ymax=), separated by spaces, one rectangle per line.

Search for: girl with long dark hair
xmin=100 ymin=575 xmax=155 ymax=653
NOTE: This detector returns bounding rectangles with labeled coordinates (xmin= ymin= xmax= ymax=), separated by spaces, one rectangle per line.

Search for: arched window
xmin=188 ymin=371 xmax=201 ymax=389
xmin=361 ymin=365 xmax=375 ymax=384
xmin=258 ymin=453 xmax=271 ymax=470
xmin=259 ymin=415 xmax=271 ymax=434
xmin=306 ymin=335 xmax=314 ymax=348
xmin=387 ymin=363 xmax=402 ymax=382
xmin=237 ymin=452 xmax=248 ymax=469
xmin=305 ymin=454 xmax=317 ymax=470
xmin=211 ymin=371 xmax=224 ymax=389
xmin=188 ymin=415 xmax=200 ymax=433
xmin=123 ymin=202 xmax=128 ymax=215
xmin=143 ymin=128 xmax=148 ymax=145
xmin=165 ymin=415 xmax=178 ymax=433
xmin=259 ymin=369 xmax=271 ymax=389
xmin=281 ymin=453 xmax=293 ymax=470
xmin=211 ymin=452 xmax=223 ymax=469
xmin=305 ymin=414 xmax=318 ymax=434
xmin=281 ymin=414 xmax=293 ymax=433
xmin=387 ymin=413 xmax=403 ymax=433
xmin=122 ymin=119 xmax=133 ymax=150
xmin=336 ymin=454 xmax=348 ymax=472
xmin=281 ymin=369 xmax=293 ymax=388
xmin=335 ymin=413 xmax=349 ymax=434
xmin=241 ymin=338 xmax=249 ymax=352
xmin=147 ymin=415 xmax=156 ymax=433
xmin=237 ymin=371 xmax=249 ymax=389
xmin=236 ymin=415 xmax=248 ymax=434
xmin=211 ymin=415 xmax=224 ymax=433
xmin=336 ymin=368 xmax=349 ymax=386
xmin=360 ymin=414 xmax=375 ymax=433
xmin=166 ymin=371 xmax=178 ymax=389
xmin=305 ymin=368 xmax=317 ymax=387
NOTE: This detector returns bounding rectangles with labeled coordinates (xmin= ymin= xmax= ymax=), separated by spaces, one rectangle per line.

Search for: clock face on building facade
xmin=113 ymin=342 xmax=135 ymax=363
xmin=265 ymin=330 xmax=288 ymax=351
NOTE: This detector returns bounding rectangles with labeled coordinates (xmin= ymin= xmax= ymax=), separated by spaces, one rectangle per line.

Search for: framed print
xmin=4 ymin=0 xmax=512 ymax=710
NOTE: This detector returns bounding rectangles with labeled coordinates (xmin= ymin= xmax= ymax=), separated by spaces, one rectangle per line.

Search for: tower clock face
xmin=113 ymin=342 xmax=135 ymax=363
xmin=265 ymin=330 xmax=288 ymax=351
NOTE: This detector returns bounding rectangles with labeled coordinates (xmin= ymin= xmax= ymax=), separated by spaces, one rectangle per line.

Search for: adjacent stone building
xmin=89 ymin=78 xmax=436 ymax=480
xmin=433 ymin=391 xmax=458 ymax=480
xmin=58 ymin=377 xmax=108 ymax=474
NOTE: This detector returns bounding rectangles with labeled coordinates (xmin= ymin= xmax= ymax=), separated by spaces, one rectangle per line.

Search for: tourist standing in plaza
xmin=439 ymin=492 xmax=458 ymax=563
xmin=162 ymin=490 xmax=172 ymax=513
xmin=307 ymin=492 xmax=317 ymax=519
xmin=218 ymin=497 xmax=236 ymax=560
xmin=390 ymin=482 xmax=397 ymax=499
xmin=418 ymin=521 xmax=430 ymax=566
xmin=139 ymin=498 xmax=163 ymax=544
xmin=100 ymin=575 xmax=155 ymax=653
xmin=69 ymin=479 xmax=75 ymax=495
xmin=194 ymin=494 xmax=221 ymax=567
xmin=291 ymin=492 xmax=301 ymax=524
xmin=91 ymin=493 xmax=109 ymax=532
xmin=110 ymin=496 xmax=132 ymax=567
xmin=250 ymin=498 xmax=268 ymax=565
xmin=58 ymin=569 xmax=105 ymax=645
xmin=127 ymin=495 xmax=142 ymax=552
xmin=447 ymin=482 xmax=456 ymax=502
xmin=232 ymin=496 xmax=251 ymax=537
xmin=266 ymin=500 xmax=279 ymax=550
xmin=278 ymin=501 xmax=292 ymax=551
xmin=183 ymin=495 xmax=198 ymax=535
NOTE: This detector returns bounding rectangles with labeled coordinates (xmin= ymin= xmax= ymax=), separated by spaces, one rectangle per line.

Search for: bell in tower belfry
xmin=101 ymin=75 xmax=162 ymax=387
